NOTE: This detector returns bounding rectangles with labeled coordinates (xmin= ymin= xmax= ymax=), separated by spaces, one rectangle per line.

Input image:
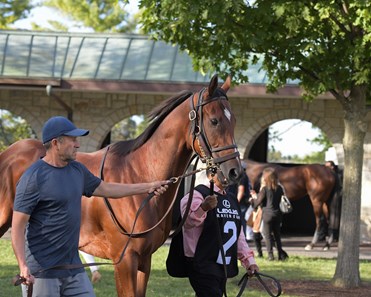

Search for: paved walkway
xmin=268 ymin=235 xmax=371 ymax=260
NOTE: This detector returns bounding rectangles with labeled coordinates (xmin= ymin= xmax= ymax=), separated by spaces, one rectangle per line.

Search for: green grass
xmin=1 ymin=238 xmax=370 ymax=297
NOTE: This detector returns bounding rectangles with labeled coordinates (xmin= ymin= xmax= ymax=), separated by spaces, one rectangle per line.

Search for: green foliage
xmin=267 ymin=149 xmax=283 ymax=163
xmin=268 ymin=121 xmax=329 ymax=163
xmin=140 ymin=0 xmax=370 ymax=101
xmin=37 ymin=20 xmax=69 ymax=31
xmin=42 ymin=0 xmax=138 ymax=32
xmin=111 ymin=115 xmax=148 ymax=142
xmin=111 ymin=117 xmax=137 ymax=141
xmin=268 ymin=150 xmax=327 ymax=164
xmin=281 ymin=151 xmax=327 ymax=164
xmin=0 ymin=111 xmax=35 ymax=152
xmin=300 ymin=151 xmax=327 ymax=163
xmin=0 ymin=0 xmax=33 ymax=29
xmin=311 ymin=128 xmax=332 ymax=152
xmin=134 ymin=116 xmax=149 ymax=137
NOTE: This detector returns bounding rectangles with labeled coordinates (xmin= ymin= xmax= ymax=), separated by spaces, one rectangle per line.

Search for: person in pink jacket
xmin=177 ymin=168 xmax=259 ymax=297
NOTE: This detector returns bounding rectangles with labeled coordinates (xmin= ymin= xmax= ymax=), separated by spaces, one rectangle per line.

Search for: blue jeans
xmin=21 ymin=272 xmax=95 ymax=297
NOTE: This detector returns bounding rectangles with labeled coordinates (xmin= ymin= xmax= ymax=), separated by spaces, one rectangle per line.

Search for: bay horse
xmin=0 ymin=75 xmax=242 ymax=296
xmin=245 ymin=159 xmax=338 ymax=250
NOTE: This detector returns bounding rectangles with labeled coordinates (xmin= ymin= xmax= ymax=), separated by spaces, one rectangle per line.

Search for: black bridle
xmin=189 ymin=87 xmax=240 ymax=172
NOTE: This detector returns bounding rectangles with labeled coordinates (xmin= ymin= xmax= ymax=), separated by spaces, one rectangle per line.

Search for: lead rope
xmin=169 ymin=155 xmax=200 ymax=238
xmin=102 ymin=160 xmax=206 ymax=236
xmin=237 ymin=271 xmax=282 ymax=297
xmin=12 ymin=276 xmax=32 ymax=297
xmin=12 ymin=150 xmax=204 ymax=291
xmin=210 ymin=177 xmax=229 ymax=297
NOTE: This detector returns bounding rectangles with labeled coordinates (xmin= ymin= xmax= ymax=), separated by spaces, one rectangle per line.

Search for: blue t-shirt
xmin=13 ymin=159 xmax=101 ymax=278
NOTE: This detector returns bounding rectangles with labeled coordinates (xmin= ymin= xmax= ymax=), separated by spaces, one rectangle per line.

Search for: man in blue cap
xmin=11 ymin=116 xmax=169 ymax=297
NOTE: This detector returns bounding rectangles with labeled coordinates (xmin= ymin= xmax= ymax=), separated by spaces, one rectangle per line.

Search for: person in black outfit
xmin=250 ymin=167 xmax=288 ymax=261
xmin=249 ymin=176 xmax=265 ymax=258
xmin=167 ymin=168 xmax=259 ymax=297
xmin=325 ymin=160 xmax=343 ymax=244
xmin=226 ymin=162 xmax=253 ymax=239
xmin=317 ymin=160 xmax=343 ymax=249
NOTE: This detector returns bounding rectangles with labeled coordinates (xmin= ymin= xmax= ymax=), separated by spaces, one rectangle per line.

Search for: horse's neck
xmin=137 ymin=106 xmax=193 ymax=179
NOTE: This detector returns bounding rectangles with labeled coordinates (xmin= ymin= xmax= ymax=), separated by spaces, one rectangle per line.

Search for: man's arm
xmin=11 ymin=211 xmax=34 ymax=285
xmin=93 ymin=180 xmax=169 ymax=198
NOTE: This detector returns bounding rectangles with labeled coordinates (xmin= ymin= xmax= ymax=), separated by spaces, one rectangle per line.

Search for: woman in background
xmin=250 ymin=167 xmax=288 ymax=261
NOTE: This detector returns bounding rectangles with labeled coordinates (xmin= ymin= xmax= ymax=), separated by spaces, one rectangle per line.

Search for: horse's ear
xmin=221 ymin=76 xmax=231 ymax=92
xmin=208 ymin=74 xmax=219 ymax=97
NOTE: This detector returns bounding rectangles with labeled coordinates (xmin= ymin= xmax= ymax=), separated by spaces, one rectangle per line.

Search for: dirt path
xmin=279 ymin=280 xmax=371 ymax=297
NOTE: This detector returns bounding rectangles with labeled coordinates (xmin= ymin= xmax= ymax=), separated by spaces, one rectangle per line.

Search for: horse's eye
xmin=211 ymin=118 xmax=218 ymax=126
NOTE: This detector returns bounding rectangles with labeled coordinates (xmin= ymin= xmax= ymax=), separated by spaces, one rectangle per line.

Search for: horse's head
xmin=189 ymin=75 xmax=242 ymax=186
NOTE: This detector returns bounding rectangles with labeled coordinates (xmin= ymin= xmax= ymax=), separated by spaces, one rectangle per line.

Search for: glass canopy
xmin=0 ymin=30 xmax=269 ymax=83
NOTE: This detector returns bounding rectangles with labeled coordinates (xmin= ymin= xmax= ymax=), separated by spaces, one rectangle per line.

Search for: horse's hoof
xmin=304 ymin=244 xmax=313 ymax=251
xmin=323 ymin=244 xmax=330 ymax=251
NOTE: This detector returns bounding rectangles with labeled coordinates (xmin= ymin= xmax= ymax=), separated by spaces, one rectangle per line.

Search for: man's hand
xmin=200 ymin=195 xmax=218 ymax=211
xmin=19 ymin=266 xmax=35 ymax=285
xmin=150 ymin=180 xmax=171 ymax=196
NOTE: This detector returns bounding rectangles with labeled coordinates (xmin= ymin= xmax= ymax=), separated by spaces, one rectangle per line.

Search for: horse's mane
xmin=110 ymin=90 xmax=193 ymax=156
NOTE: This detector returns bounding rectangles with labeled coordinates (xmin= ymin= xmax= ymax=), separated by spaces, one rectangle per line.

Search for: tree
xmin=0 ymin=110 xmax=35 ymax=151
xmin=0 ymin=0 xmax=33 ymax=29
xmin=111 ymin=117 xmax=137 ymax=141
xmin=133 ymin=115 xmax=149 ymax=137
xmin=268 ymin=120 xmax=329 ymax=163
xmin=311 ymin=127 xmax=333 ymax=153
xmin=140 ymin=0 xmax=370 ymax=288
xmin=41 ymin=0 xmax=138 ymax=32
xmin=111 ymin=115 xmax=149 ymax=142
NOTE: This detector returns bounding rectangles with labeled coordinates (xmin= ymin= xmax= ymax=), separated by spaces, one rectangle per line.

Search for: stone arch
xmin=85 ymin=100 xmax=157 ymax=150
xmin=238 ymin=109 xmax=341 ymax=160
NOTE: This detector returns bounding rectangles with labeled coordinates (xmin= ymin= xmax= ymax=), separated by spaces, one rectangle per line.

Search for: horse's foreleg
xmin=136 ymin=255 xmax=152 ymax=297
xmin=114 ymin=253 xmax=138 ymax=297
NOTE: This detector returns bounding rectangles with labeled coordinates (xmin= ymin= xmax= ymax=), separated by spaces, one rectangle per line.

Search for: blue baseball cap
xmin=42 ymin=116 xmax=89 ymax=144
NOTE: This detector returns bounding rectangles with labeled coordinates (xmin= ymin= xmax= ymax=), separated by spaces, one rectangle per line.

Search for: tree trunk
xmin=332 ymin=86 xmax=367 ymax=288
